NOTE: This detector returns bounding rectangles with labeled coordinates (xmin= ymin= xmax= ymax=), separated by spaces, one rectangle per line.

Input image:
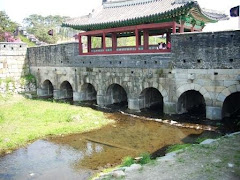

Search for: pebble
xmin=228 ymin=163 xmax=234 ymax=168
xmin=125 ymin=164 xmax=142 ymax=172
xmin=112 ymin=170 xmax=125 ymax=178
xmin=212 ymin=159 xmax=222 ymax=163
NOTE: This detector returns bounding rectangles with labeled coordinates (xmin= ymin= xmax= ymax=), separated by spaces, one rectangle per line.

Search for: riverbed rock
xmin=200 ymin=139 xmax=217 ymax=145
xmin=125 ymin=164 xmax=142 ymax=172
xmin=112 ymin=170 xmax=125 ymax=178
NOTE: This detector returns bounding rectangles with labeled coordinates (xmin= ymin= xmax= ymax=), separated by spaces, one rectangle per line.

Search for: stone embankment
xmin=94 ymin=132 xmax=240 ymax=180
xmin=0 ymin=81 xmax=36 ymax=94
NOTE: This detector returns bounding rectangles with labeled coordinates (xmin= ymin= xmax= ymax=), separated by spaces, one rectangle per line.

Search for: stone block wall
xmin=27 ymin=42 xmax=79 ymax=67
xmin=172 ymin=30 xmax=240 ymax=69
xmin=0 ymin=42 xmax=28 ymax=79
xmin=0 ymin=42 xmax=36 ymax=93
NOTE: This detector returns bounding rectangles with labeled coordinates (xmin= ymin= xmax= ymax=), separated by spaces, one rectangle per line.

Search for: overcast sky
xmin=0 ymin=0 xmax=239 ymax=31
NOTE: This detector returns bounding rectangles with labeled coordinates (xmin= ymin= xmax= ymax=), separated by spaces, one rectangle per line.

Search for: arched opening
xmin=80 ymin=83 xmax=97 ymax=103
xmin=42 ymin=80 xmax=54 ymax=98
xmin=222 ymin=92 xmax=240 ymax=131
xmin=60 ymin=81 xmax=73 ymax=100
xmin=222 ymin=92 xmax=240 ymax=118
xmin=106 ymin=84 xmax=128 ymax=108
xmin=140 ymin=87 xmax=163 ymax=113
xmin=177 ymin=90 xmax=206 ymax=116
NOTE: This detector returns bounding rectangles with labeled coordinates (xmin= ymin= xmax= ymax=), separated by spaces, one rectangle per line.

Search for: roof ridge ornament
xmin=103 ymin=0 xmax=159 ymax=9
xmin=173 ymin=0 xmax=194 ymax=4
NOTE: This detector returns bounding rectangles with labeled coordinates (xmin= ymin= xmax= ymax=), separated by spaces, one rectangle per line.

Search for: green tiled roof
xmin=62 ymin=0 xmax=228 ymax=31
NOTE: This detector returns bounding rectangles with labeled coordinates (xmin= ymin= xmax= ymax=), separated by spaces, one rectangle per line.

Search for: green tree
xmin=23 ymin=14 xmax=70 ymax=44
xmin=0 ymin=11 xmax=18 ymax=41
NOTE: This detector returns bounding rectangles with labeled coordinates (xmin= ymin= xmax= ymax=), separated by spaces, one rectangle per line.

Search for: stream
xmin=0 ymin=102 xmax=221 ymax=180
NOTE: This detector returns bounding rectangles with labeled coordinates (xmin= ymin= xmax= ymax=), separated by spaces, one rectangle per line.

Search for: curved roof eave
xmin=62 ymin=1 xmax=227 ymax=31
xmin=62 ymin=3 xmax=194 ymax=31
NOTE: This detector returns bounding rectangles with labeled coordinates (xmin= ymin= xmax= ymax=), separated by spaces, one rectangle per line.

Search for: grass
xmin=121 ymin=156 xmax=134 ymax=167
xmin=138 ymin=152 xmax=152 ymax=165
xmin=121 ymin=152 xmax=152 ymax=167
xmin=0 ymin=95 xmax=114 ymax=155
xmin=195 ymin=137 xmax=209 ymax=144
xmin=166 ymin=144 xmax=192 ymax=153
xmin=18 ymin=34 xmax=36 ymax=47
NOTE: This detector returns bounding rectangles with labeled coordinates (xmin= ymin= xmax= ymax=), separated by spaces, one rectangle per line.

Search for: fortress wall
xmin=172 ymin=30 xmax=240 ymax=69
xmin=0 ymin=43 xmax=36 ymax=93
xmin=0 ymin=42 xmax=28 ymax=79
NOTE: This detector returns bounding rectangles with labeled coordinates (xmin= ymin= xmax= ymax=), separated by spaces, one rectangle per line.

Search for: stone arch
xmin=59 ymin=81 xmax=73 ymax=99
xmin=217 ymin=84 xmax=240 ymax=106
xmin=81 ymin=77 xmax=99 ymax=93
xmin=37 ymin=79 xmax=55 ymax=97
xmin=40 ymin=78 xmax=56 ymax=89
xmin=139 ymin=87 xmax=164 ymax=113
xmin=142 ymin=83 xmax=169 ymax=103
xmin=102 ymin=80 xmax=129 ymax=95
xmin=222 ymin=92 xmax=240 ymax=118
xmin=79 ymin=83 xmax=97 ymax=101
xmin=106 ymin=83 xmax=128 ymax=106
xmin=41 ymin=79 xmax=54 ymax=97
xmin=177 ymin=90 xmax=206 ymax=115
xmin=57 ymin=77 xmax=75 ymax=91
xmin=176 ymin=83 xmax=212 ymax=106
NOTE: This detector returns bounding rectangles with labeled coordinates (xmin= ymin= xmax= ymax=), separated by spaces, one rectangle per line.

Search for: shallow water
xmin=0 ymin=110 xmax=219 ymax=180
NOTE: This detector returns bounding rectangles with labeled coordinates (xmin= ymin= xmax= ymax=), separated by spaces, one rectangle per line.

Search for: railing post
xmin=78 ymin=34 xmax=83 ymax=55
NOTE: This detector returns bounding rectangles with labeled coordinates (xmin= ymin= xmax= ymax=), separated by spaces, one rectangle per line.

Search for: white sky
xmin=0 ymin=0 xmax=239 ymax=32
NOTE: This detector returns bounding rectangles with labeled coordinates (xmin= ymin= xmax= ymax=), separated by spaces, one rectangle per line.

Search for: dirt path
xmin=126 ymin=133 xmax=240 ymax=180
xmin=97 ymin=133 xmax=240 ymax=180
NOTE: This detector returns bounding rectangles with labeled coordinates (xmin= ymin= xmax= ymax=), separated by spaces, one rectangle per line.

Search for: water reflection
xmin=0 ymin=140 xmax=94 ymax=180
xmin=0 ymin=107 xmax=220 ymax=180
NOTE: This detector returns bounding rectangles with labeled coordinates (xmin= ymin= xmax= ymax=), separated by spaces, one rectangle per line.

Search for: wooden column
xmin=191 ymin=26 xmax=194 ymax=32
xmin=180 ymin=21 xmax=184 ymax=33
xmin=87 ymin=35 xmax=92 ymax=53
xmin=135 ymin=28 xmax=139 ymax=50
xmin=112 ymin=33 xmax=117 ymax=51
xmin=166 ymin=32 xmax=171 ymax=43
xmin=143 ymin=30 xmax=149 ymax=50
xmin=102 ymin=32 xmax=106 ymax=52
xmin=78 ymin=34 xmax=83 ymax=55
xmin=172 ymin=22 xmax=177 ymax=34
xmin=138 ymin=33 xmax=141 ymax=46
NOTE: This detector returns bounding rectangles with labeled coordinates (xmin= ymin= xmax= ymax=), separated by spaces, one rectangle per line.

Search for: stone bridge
xmin=27 ymin=30 xmax=240 ymax=120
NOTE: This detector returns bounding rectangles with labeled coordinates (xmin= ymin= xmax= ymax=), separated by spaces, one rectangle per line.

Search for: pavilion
xmin=62 ymin=0 xmax=228 ymax=55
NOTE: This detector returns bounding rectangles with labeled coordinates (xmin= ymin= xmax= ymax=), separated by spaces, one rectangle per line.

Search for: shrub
xmin=121 ymin=156 xmax=134 ymax=167
xmin=139 ymin=152 xmax=152 ymax=165
xmin=24 ymin=74 xmax=36 ymax=83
